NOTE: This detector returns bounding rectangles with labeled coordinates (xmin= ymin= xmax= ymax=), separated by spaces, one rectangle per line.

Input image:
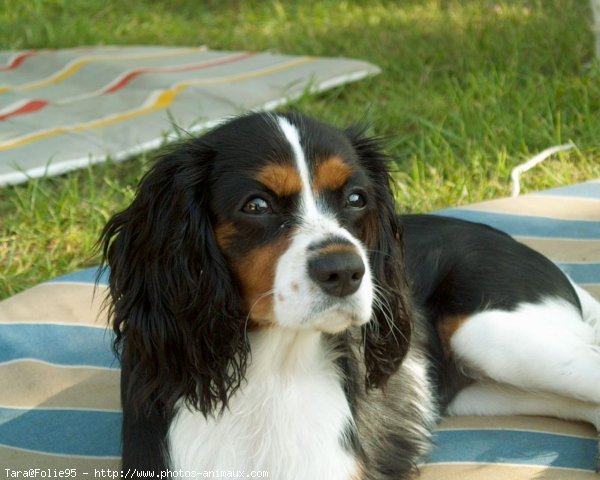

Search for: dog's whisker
xmin=244 ymin=289 xmax=276 ymax=332
xmin=371 ymin=283 xmax=408 ymax=345
xmin=365 ymin=248 xmax=395 ymax=258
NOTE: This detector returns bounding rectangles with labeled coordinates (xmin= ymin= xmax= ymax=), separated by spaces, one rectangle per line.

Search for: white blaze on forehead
xmin=271 ymin=116 xmax=375 ymax=330
xmin=276 ymin=116 xmax=320 ymax=219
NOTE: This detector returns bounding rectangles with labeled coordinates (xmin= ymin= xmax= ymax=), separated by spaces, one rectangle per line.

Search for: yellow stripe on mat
xmin=0 ymin=47 xmax=205 ymax=94
xmin=0 ymin=56 xmax=315 ymax=151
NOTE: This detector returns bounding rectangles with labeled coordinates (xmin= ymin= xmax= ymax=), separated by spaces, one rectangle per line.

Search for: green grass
xmin=1 ymin=0 xmax=600 ymax=299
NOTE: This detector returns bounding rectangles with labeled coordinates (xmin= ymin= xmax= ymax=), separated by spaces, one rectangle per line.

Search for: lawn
xmin=1 ymin=0 xmax=599 ymax=299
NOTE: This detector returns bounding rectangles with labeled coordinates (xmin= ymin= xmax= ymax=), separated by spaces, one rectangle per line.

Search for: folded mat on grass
xmin=0 ymin=179 xmax=599 ymax=477
xmin=0 ymin=46 xmax=379 ymax=186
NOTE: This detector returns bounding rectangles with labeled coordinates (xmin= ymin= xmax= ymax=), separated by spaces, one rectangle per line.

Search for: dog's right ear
xmin=98 ymin=138 xmax=249 ymax=417
xmin=344 ymin=126 xmax=414 ymax=390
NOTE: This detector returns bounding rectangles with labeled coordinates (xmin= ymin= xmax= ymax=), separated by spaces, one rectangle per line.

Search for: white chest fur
xmin=168 ymin=330 xmax=359 ymax=480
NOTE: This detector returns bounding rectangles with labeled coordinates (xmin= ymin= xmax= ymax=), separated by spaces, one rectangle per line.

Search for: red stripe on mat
xmin=0 ymin=51 xmax=257 ymax=121
xmin=0 ymin=100 xmax=48 ymax=121
xmin=0 ymin=51 xmax=38 ymax=71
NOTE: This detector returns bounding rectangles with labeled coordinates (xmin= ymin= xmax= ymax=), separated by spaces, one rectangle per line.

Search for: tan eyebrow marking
xmin=313 ymin=156 xmax=354 ymax=192
xmin=257 ymin=163 xmax=303 ymax=197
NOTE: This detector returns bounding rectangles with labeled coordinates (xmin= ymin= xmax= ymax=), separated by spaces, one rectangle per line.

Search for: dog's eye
xmin=346 ymin=192 xmax=366 ymax=209
xmin=242 ymin=197 xmax=272 ymax=215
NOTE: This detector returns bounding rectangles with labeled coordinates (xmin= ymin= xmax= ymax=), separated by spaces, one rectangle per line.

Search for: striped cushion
xmin=0 ymin=180 xmax=598 ymax=474
xmin=0 ymin=47 xmax=379 ymax=187
xmin=0 ymin=275 xmax=120 ymax=470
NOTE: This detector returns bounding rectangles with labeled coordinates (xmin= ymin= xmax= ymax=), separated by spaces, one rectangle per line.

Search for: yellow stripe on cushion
xmin=0 ymin=360 xmax=119 ymax=411
xmin=459 ymin=196 xmax=600 ymax=221
xmin=0 ymin=283 xmax=108 ymax=326
xmin=513 ymin=237 xmax=600 ymax=264
xmin=580 ymin=284 xmax=600 ymax=299
xmin=437 ymin=416 xmax=596 ymax=438
xmin=0 ymin=445 xmax=120 ymax=470
xmin=418 ymin=463 xmax=598 ymax=480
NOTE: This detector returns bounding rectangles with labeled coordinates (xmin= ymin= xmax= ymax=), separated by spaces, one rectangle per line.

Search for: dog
xmin=100 ymin=111 xmax=600 ymax=479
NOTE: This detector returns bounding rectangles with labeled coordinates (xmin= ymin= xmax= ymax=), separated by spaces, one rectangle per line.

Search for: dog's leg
xmin=447 ymin=381 xmax=600 ymax=426
xmin=449 ymin=298 xmax=600 ymax=404
xmin=446 ymin=381 xmax=600 ymax=472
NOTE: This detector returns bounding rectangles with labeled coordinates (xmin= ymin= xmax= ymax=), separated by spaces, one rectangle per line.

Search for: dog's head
xmin=100 ymin=112 xmax=413 ymax=415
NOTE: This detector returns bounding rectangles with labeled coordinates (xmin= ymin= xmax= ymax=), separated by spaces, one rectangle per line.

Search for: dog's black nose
xmin=308 ymin=251 xmax=365 ymax=297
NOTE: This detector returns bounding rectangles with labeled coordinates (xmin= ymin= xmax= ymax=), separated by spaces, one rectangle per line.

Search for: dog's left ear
xmin=345 ymin=126 xmax=414 ymax=389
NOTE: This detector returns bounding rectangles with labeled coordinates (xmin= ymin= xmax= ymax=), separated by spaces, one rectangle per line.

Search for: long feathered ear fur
xmin=98 ymin=138 xmax=249 ymax=417
xmin=345 ymin=126 xmax=414 ymax=390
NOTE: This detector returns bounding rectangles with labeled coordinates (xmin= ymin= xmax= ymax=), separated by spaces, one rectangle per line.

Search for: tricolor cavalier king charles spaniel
xmin=100 ymin=112 xmax=600 ymax=479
